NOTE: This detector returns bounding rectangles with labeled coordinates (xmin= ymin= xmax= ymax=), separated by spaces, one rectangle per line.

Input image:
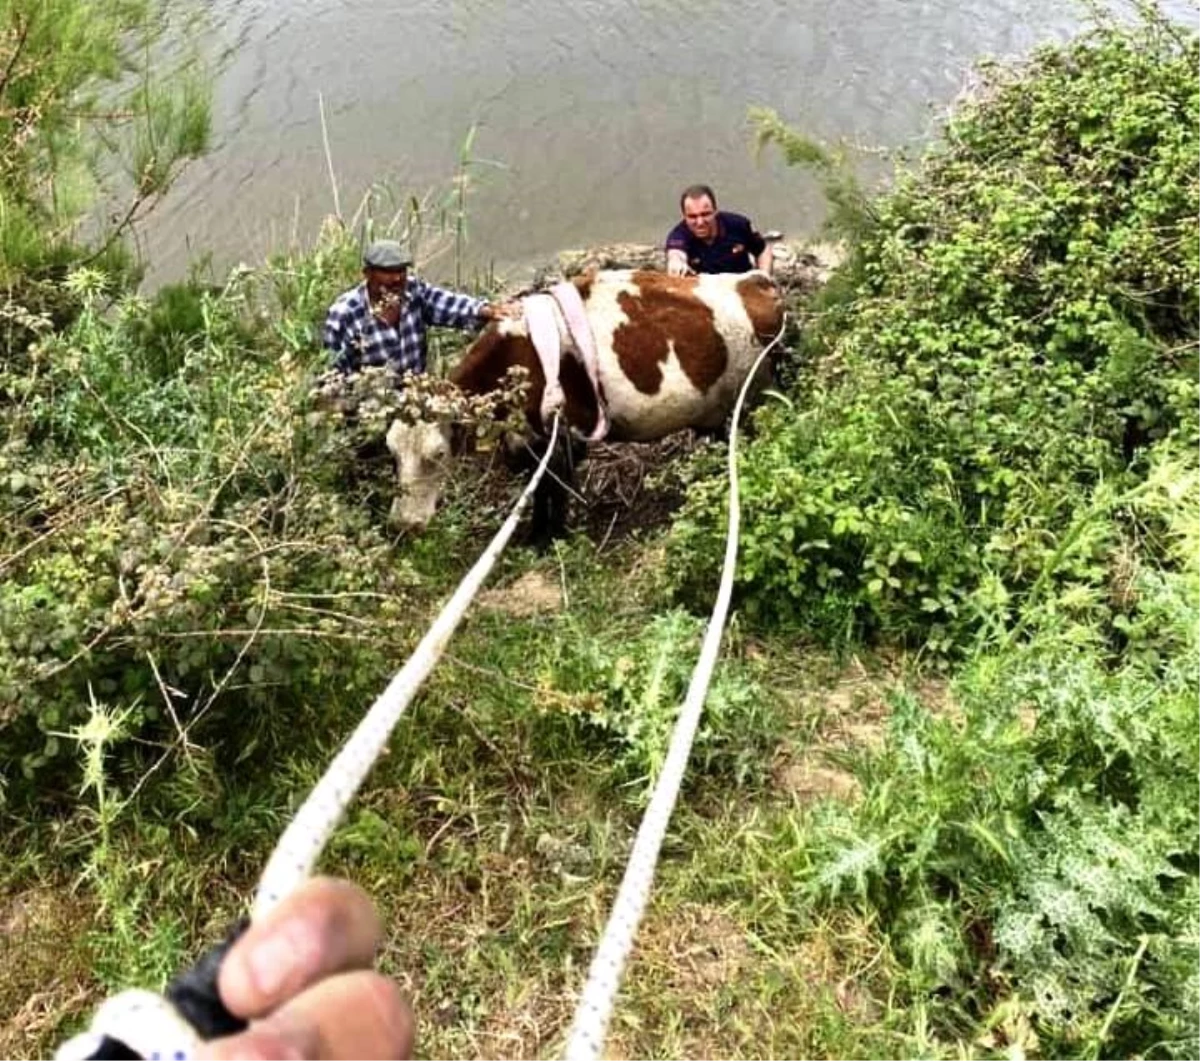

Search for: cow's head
xmin=385 ymin=418 xmax=453 ymax=527
xmin=381 ymin=363 xmax=535 ymax=529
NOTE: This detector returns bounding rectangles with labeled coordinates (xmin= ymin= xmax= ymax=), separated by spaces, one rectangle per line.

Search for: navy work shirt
xmin=664 ymin=211 xmax=767 ymax=274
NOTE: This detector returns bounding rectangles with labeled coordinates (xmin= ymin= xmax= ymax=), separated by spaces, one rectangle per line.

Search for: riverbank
xmin=537 ymin=239 xmax=845 ymax=295
xmin=134 ymin=0 xmax=1126 ymax=293
xmin=3 ymin=10 xmax=1197 ymax=1059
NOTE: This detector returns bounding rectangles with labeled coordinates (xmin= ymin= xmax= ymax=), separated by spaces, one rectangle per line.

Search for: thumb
xmin=198 ymin=972 xmax=414 ymax=1061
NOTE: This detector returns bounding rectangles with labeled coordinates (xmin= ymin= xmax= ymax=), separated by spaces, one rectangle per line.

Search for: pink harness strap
xmin=551 ymin=281 xmax=609 ymax=440
xmin=522 ymin=293 xmax=564 ymax=429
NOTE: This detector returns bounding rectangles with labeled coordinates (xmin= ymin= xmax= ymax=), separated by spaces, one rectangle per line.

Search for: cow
xmin=386 ymin=268 xmax=784 ymax=543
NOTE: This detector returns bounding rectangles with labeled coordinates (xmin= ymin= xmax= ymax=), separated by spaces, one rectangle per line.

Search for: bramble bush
xmin=667 ymin=20 xmax=1200 ymax=1052
xmin=669 ymin=10 xmax=1198 ymax=649
xmin=0 ymin=246 xmax=428 ymax=800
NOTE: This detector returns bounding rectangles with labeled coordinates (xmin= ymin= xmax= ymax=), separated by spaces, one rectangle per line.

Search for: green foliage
xmin=3 ymin=9 xmax=1197 ymax=1060
xmin=534 ymin=609 xmax=780 ymax=788
xmin=794 ymin=456 xmax=1199 ymax=1056
xmin=0 ymin=248 xmax=428 ymax=796
xmin=673 ymin=10 xmax=1199 ymax=650
xmin=120 ymin=281 xmax=246 ymax=380
xmin=0 ymin=0 xmax=211 ymax=301
xmin=749 ymin=106 xmax=876 ymax=241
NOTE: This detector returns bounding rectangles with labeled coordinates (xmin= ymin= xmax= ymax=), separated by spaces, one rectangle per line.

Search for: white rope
xmin=55 ymin=990 xmax=200 ymax=1061
xmin=255 ymin=413 xmax=562 ymax=916
xmin=563 ymin=320 xmax=786 ymax=1061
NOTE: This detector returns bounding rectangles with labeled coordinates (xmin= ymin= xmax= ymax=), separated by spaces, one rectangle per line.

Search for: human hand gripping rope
xmin=56 ymin=309 xmax=785 ymax=1061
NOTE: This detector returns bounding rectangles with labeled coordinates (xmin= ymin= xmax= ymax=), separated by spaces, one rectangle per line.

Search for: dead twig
xmin=318 ymin=91 xmax=342 ymax=222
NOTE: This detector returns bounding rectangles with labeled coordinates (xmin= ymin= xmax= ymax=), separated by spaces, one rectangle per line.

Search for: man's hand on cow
xmin=480 ymin=300 xmax=522 ymax=322
xmin=197 ymin=877 xmax=414 ymax=1061
xmin=665 ymin=249 xmax=693 ymax=277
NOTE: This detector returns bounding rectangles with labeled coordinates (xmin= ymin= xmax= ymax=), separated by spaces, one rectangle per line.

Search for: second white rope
xmin=563 ymin=321 xmax=786 ymax=1060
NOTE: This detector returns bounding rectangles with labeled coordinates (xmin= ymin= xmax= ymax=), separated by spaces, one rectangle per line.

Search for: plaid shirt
xmin=323 ymin=278 xmax=486 ymax=375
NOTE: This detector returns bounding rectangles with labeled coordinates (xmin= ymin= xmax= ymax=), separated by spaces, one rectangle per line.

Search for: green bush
xmin=121 ymin=281 xmax=253 ymax=381
xmin=0 ymin=253 xmax=426 ymax=798
xmin=670 ymin=11 xmax=1199 ymax=649
xmin=0 ymin=2 xmax=209 ymax=275
xmin=794 ymin=454 xmax=1199 ymax=1057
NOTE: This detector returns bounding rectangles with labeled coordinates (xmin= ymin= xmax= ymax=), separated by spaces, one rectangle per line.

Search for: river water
xmin=141 ymin=0 xmax=1193 ymax=287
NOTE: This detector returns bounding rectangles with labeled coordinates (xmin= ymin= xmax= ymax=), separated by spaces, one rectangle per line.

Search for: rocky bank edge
xmin=527 ymin=240 xmax=844 ymax=297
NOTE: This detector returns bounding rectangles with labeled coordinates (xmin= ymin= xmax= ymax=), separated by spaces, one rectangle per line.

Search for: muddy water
xmin=141 ymin=1 xmax=1191 ymax=286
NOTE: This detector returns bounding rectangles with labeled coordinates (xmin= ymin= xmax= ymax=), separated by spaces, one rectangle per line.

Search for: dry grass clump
xmin=577 ymin=434 xmax=702 ymax=546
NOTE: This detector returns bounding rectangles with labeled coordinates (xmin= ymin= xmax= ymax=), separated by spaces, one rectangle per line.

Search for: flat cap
xmin=362 ymin=239 xmax=413 ymax=270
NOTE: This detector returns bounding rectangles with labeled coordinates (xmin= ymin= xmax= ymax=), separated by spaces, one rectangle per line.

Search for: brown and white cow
xmin=387 ymin=268 xmax=783 ymax=540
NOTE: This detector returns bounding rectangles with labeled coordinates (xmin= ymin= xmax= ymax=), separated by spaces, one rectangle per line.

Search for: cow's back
xmin=452 ymin=269 xmax=782 ymax=444
xmin=580 ymin=270 xmax=781 ymax=441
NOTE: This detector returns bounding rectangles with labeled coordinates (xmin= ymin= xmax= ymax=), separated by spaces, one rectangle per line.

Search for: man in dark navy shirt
xmin=664 ymin=184 xmax=774 ymax=276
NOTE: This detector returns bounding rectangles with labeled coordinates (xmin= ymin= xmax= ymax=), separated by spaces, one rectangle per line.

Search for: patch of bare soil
xmin=637 ymin=902 xmax=751 ymax=993
xmin=913 ymin=674 xmax=961 ymax=725
xmin=771 ymin=752 xmax=862 ymax=803
xmin=792 ymin=928 xmax=883 ymax=1025
xmin=773 ymin=656 xmax=963 ymax=806
xmin=479 ymin=569 xmax=563 ymax=617
xmin=605 ymin=909 xmax=746 ymax=1057
xmin=608 ymin=900 xmax=885 ymax=1059
xmin=472 ymin=989 xmax=576 ymax=1061
xmin=809 ymin=659 xmax=893 ymax=753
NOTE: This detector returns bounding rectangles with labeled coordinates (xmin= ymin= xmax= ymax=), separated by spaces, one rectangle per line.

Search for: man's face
xmin=366 ymin=266 xmax=408 ymax=305
xmin=682 ymin=195 xmax=717 ymax=241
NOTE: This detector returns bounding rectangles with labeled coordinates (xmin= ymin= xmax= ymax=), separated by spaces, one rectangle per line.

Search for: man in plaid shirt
xmin=324 ymin=239 xmax=520 ymax=376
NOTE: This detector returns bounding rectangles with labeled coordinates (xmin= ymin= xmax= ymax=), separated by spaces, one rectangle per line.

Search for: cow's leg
xmin=693 ymin=422 xmax=731 ymax=444
xmin=504 ymin=435 xmax=556 ymax=549
xmin=528 ymin=433 xmax=585 ymax=549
